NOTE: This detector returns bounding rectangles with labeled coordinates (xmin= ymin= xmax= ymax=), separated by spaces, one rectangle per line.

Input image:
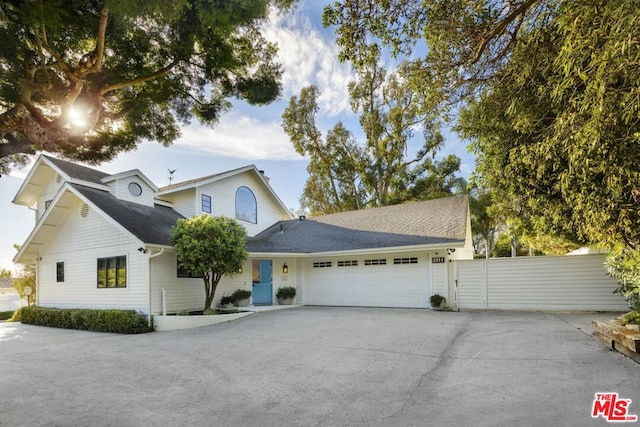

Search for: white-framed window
xmin=56 ymin=261 xmax=65 ymax=283
xmin=235 ymin=186 xmax=257 ymax=223
xmin=201 ymin=194 xmax=212 ymax=213
xmin=97 ymin=256 xmax=127 ymax=288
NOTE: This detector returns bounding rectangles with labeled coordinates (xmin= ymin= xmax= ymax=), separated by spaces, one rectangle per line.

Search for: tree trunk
xmin=203 ymin=274 xmax=221 ymax=310
xmin=0 ymin=104 xmax=80 ymax=159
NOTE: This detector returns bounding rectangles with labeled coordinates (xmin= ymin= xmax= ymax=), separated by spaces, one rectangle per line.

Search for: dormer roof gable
xmin=101 ymin=169 xmax=158 ymax=192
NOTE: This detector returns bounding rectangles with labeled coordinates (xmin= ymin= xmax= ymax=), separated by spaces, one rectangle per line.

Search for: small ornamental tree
xmin=170 ymin=215 xmax=248 ymax=310
xmin=13 ymin=270 xmax=36 ymax=306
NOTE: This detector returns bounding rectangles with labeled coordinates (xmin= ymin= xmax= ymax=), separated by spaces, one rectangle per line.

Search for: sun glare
xmin=68 ymin=107 xmax=87 ymax=128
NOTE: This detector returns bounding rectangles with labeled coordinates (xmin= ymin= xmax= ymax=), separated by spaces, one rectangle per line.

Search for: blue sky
xmin=0 ymin=1 xmax=475 ymax=274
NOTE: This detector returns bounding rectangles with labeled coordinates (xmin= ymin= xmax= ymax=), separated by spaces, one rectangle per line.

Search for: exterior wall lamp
xmin=282 ymin=263 xmax=289 ymax=274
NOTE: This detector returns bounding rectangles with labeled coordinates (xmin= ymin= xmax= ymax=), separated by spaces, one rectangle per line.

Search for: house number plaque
xmin=432 ymin=257 xmax=445 ymax=263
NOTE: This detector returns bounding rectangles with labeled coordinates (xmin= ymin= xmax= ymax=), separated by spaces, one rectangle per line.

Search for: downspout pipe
xmin=147 ymin=248 xmax=165 ymax=327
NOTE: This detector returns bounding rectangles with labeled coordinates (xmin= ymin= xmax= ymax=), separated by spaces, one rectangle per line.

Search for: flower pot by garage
xmin=275 ymin=286 xmax=296 ymax=305
xmin=431 ymin=301 xmax=446 ymax=311
xmin=235 ymin=298 xmax=250 ymax=307
xmin=230 ymin=289 xmax=251 ymax=307
xmin=430 ymin=294 xmax=446 ymax=311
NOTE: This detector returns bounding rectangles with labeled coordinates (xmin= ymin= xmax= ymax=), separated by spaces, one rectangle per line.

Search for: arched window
xmin=235 ymin=186 xmax=257 ymax=223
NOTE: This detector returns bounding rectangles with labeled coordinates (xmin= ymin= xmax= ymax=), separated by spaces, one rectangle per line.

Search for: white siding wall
xmin=151 ymin=256 xmax=256 ymax=313
xmin=270 ymin=257 xmax=299 ymax=303
xmin=163 ymin=189 xmax=197 ymax=218
xmin=108 ymin=177 xmax=155 ymax=207
xmin=37 ymin=198 xmax=149 ymax=312
xmin=455 ymin=255 xmax=629 ymax=311
xmin=150 ymin=252 xmax=203 ymax=313
xmin=215 ymin=258 xmax=253 ymax=305
xmin=430 ymin=256 xmax=448 ymax=298
xmin=37 ymin=175 xmax=64 ymax=221
xmin=199 ymin=173 xmax=288 ymax=236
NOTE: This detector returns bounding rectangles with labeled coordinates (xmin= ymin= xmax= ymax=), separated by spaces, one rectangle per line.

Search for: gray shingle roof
xmin=247 ymin=195 xmax=469 ymax=253
xmin=43 ymin=155 xmax=109 ymax=185
xmin=71 ymin=184 xmax=184 ymax=246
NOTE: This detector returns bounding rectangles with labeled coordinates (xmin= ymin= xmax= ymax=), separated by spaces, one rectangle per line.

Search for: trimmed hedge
xmin=0 ymin=310 xmax=14 ymax=321
xmin=20 ymin=306 xmax=151 ymax=334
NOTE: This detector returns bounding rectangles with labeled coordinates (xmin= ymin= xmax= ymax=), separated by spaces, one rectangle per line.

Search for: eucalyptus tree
xmin=324 ymin=0 xmax=640 ymax=305
xmin=282 ymin=59 xmax=461 ymax=214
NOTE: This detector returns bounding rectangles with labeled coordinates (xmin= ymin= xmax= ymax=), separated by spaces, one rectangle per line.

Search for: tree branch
xmin=100 ymin=59 xmax=180 ymax=95
xmin=91 ymin=7 xmax=109 ymax=72
xmin=0 ymin=133 xmax=36 ymax=157
xmin=472 ymin=0 xmax=540 ymax=64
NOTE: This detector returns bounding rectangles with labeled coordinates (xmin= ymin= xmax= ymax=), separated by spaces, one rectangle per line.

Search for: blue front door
xmin=252 ymin=260 xmax=272 ymax=305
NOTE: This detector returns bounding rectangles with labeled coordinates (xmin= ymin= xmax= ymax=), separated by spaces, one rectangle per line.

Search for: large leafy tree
xmin=170 ymin=215 xmax=247 ymax=310
xmin=469 ymin=189 xmax=498 ymax=259
xmin=0 ymin=0 xmax=294 ymax=175
xmin=282 ymin=85 xmax=366 ymax=214
xmin=324 ymin=0 xmax=640 ymax=305
xmin=282 ymin=59 xmax=462 ymax=214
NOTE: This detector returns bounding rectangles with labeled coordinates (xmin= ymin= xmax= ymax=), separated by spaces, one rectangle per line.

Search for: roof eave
xmin=15 ymin=184 xmax=148 ymax=264
xmin=157 ymin=165 xmax=256 ymax=195
xmin=248 ymin=241 xmax=466 ymax=258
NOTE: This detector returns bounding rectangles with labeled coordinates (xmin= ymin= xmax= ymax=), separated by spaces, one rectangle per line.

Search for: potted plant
xmin=430 ymin=294 xmax=446 ymax=310
xmin=231 ymin=289 xmax=251 ymax=307
xmin=276 ymin=286 xmax=296 ymax=305
xmin=219 ymin=295 xmax=235 ymax=309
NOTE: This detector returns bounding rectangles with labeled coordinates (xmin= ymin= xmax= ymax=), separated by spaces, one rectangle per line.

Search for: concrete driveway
xmin=0 ymin=307 xmax=638 ymax=427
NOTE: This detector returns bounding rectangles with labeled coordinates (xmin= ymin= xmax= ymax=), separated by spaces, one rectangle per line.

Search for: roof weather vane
xmin=167 ymin=168 xmax=177 ymax=184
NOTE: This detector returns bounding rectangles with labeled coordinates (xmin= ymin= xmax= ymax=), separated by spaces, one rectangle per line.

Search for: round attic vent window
xmin=128 ymin=182 xmax=143 ymax=196
xmin=80 ymin=204 xmax=89 ymax=218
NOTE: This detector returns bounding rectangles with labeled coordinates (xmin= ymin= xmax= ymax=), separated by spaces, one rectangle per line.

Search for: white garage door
xmin=304 ymin=255 xmax=430 ymax=308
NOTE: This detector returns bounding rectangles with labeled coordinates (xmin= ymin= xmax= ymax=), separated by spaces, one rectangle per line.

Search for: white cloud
xmin=262 ymin=8 xmax=354 ymax=117
xmin=175 ymin=114 xmax=303 ymax=161
xmin=172 ymin=7 xmax=358 ymax=162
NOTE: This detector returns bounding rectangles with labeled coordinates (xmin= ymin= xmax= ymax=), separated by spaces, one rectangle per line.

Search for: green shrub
xmin=20 ymin=306 xmax=151 ymax=334
xmin=623 ymin=311 xmax=640 ymax=326
xmin=0 ymin=310 xmax=13 ymax=321
xmin=219 ymin=295 xmax=234 ymax=306
xmin=430 ymin=294 xmax=446 ymax=308
xmin=176 ymin=310 xmax=189 ymax=316
xmin=203 ymin=308 xmax=217 ymax=315
xmin=230 ymin=289 xmax=251 ymax=301
xmin=276 ymin=286 xmax=296 ymax=299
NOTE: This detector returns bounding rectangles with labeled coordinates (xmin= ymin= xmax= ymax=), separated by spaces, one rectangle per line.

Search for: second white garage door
xmin=303 ymin=254 xmax=430 ymax=308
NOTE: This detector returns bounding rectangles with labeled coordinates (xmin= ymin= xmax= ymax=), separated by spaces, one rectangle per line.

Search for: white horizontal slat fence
xmin=455 ymin=254 xmax=628 ymax=311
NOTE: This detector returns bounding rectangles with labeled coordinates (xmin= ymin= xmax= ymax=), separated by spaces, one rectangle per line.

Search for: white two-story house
xmin=13 ymin=154 xmax=473 ymax=316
